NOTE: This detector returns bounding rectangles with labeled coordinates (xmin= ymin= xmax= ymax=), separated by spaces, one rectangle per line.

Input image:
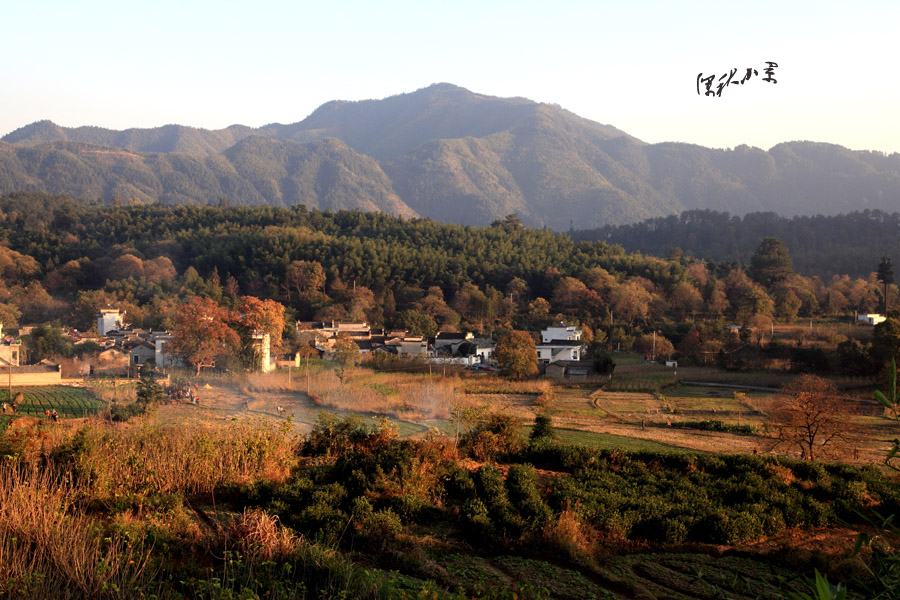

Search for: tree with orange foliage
xmin=167 ymin=296 xmax=240 ymax=376
xmin=767 ymin=374 xmax=857 ymax=461
xmin=495 ymin=330 xmax=538 ymax=380
xmin=234 ymin=296 xmax=285 ymax=353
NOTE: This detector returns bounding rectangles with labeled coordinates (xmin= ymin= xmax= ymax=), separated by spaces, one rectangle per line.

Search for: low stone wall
xmin=0 ymin=367 xmax=63 ymax=387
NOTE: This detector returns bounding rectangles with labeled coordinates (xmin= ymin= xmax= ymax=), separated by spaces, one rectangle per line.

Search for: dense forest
xmin=1 ymin=192 xmax=896 ymax=378
xmin=572 ymin=209 xmax=900 ymax=279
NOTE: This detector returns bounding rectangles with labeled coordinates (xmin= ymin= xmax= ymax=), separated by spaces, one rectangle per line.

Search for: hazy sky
xmin=4 ymin=1 xmax=898 ymax=153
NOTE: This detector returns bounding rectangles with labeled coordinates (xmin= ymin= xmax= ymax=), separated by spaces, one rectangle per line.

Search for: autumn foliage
xmin=495 ymin=330 xmax=538 ymax=380
xmin=767 ymin=374 xmax=858 ymax=461
xmin=167 ymin=296 xmax=240 ymax=375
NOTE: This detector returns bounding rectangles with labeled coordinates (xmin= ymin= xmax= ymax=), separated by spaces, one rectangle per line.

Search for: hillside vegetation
xmin=1 ymin=407 xmax=896 ymax=599
xmin=574 ymin=209 xmax=900 ymax=279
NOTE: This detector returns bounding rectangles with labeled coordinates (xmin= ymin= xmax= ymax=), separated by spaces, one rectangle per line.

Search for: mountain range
xmin=2 ymin=83 xmax=899 ymax=229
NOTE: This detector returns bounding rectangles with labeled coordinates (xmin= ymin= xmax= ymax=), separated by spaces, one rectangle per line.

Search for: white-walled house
xmin=0 ymin=324 xmax=21 ymax=367
xmin=858 ymin=313 xmax=887 ymax=326
xmin=251 ymin=331 xmax=274 ymax=372
xmin=536 ymin=340 xmax=583 ymax=363
xmin=541 ymin=324 xmax=581 ymax=344
xmin=536 ymin=324 xmax=584 ymax=364
xmin=98 ymin=308 xmax=125 ymax=336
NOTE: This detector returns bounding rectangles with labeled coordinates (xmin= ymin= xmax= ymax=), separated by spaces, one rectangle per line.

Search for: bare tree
xmin=767 ymin=374 xmax=857 ymax=461
xmin=332 ymin=336 xmax=359 ymax=387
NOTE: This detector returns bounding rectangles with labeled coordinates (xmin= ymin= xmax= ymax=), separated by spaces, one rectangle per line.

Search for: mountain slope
xmin=2 ymin=84 xmax=900 ymax=229
xmin=260 ymin=83 xmax=630 ymax=161
xmin=2 ymin=121 xmax=256 ymax=156
xmin=0 ymin=137 xmax=415 ymax=215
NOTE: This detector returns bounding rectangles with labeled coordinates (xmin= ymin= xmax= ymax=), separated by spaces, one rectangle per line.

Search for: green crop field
xmin=1 ymin=386 xmax=104 ymax=419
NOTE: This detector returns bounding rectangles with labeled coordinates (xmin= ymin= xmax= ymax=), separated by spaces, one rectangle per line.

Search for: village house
xmin=94 ymin=346 xmax=130 ymax=375
xmin=0 ymin=324 xmax=21 ymax=367
xmin=432 ymin=331 xmax=474 ymax=355
xmin=858 ymin=313 xmax=887 ymax=326
xmin=250 ymin=330 xmax=274 ymax=372
xmin=97 ymin=307 xmax=126 ymax=336
xmin=384 ymin=334 xmax=428 ymax=357
xmin=0 ymin=364 xmax=62 ymax=387
xmin=471 ymin=337 xmax=496 ymax=363
xmin=544 ymin=360 xmax=594 ymax=379
xmin=153 ymin=332 xmax=180 ymax=367
xmin=428 ymin=332 xmax=496 ymax=365
xmin=128 ymin=340 xmax=156 ymax=367
xmin=275 ymin=351 xmax=303 ymax=369
xmin=536 ymin=324 xmax=584 ymax=364
xmin=296 ymin=321 xmax=373 ymax=341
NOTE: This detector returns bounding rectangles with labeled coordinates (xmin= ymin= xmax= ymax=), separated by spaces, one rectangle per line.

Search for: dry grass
xmin=1 ymin=417 xmax=82 ymax=461
xmin=87 ymin=379 xmax=138 ymax=404
xmin=0 ymin=462 xmax=152 ymax=599
xmin=224 ymin=508 xmax=300 ymax=563
xmin=70 ymin=420 xmax=298 ymax=497
xmin=240 ymin=366 xmax=465 ymax=421
xmin=241 ymin=370 xmax=299 ymax=393
xmin=461 ymin=378 xmax=551 ymax=396
xmin=542 ymin=503 xmax=597 ymax=565
xmin=300 ymin=368 xmax=464 ymax=421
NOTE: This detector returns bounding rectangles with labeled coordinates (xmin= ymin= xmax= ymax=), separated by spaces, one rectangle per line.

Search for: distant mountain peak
xmin=3 ymin=120 xmax=68 ymax=144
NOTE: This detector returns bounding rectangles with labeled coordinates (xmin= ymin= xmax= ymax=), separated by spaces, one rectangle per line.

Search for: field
xmin=0 ymin=386 xmax=104 ymax=421
xmin=144 ymin=355 xmax=896 ymax=466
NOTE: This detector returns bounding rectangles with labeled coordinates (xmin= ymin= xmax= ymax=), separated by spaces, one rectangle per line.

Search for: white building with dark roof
xmin=98 ymin=307 xmax=126 ymax=336
xmin=536 ymin=324 xmax=584 ymax=364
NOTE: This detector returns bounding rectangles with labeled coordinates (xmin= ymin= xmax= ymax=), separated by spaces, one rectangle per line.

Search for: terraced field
xmin=434 ymin=552 xmax=805 ymax=599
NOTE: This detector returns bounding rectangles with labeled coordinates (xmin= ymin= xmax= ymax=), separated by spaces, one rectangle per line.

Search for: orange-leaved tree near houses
xmin=234 ymin=296 xmax=285 ymax=353
xmin=167 ymin=296 xmax=240 ymax=376
xmin=495 ymin=330 xmax=538 ymax=380
xmin=767 ymin=374 xmax=858 ymax=461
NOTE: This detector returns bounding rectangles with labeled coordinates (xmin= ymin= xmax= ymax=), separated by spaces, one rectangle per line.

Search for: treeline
xmin=0 ymin=193 xmax=894 ymax=372
xmin=572 ymin=209 xmax=900 ymax=279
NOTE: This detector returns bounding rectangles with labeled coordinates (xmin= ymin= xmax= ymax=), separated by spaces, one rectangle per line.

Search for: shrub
xmin=460 ymin=413 xmax=524 ymax=461
xmin=304 ymin=413 xmax=397 ymax=457
xmin=441 ymin=464 xmax=477 ymax=504
xmin=108 ymin=402 xmax=148 ymax=422
xmin=462 ymin=498 xmax=493 ymax=538
xmin=351 ymin=498 xmax=403 ymax=552
xmin=475 ymin=465 xmax=525 ymax=538
xmin=506 ymin=464 xmax=551 ymax=527
xmin=529 ymin=414 xmax=556 ymax=442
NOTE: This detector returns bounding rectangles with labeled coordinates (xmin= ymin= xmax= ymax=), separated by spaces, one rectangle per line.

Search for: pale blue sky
xmin=3 ymin=1 xmax=898 ymax=153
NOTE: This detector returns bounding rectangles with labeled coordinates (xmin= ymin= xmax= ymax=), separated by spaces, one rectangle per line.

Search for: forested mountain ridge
xmin=0 ymin=137 xmax=417 ymax=215
xmin=260 ymin=82 xmax=631 ymax=160
xmin=573 ymin=209 xmax=900 ymax=279
xmin=2 ymin=120 xmax=255 ymax=156
xmin=3 ymin=83 xmax=900 ymax=229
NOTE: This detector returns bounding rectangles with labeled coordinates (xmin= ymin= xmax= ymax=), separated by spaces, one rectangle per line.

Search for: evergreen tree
xmin=877 ymin=257 xmax=894 ymax=315
xmin=749 ymin=237 xmax=793 ymax=288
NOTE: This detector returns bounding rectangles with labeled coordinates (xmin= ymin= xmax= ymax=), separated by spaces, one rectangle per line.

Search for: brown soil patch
xmin=736 ymin=526 xmax=862 ymax=559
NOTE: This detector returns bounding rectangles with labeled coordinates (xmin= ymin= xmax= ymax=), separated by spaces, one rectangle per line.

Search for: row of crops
xmin=1 ymin=386 xmax=104 ymax=418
